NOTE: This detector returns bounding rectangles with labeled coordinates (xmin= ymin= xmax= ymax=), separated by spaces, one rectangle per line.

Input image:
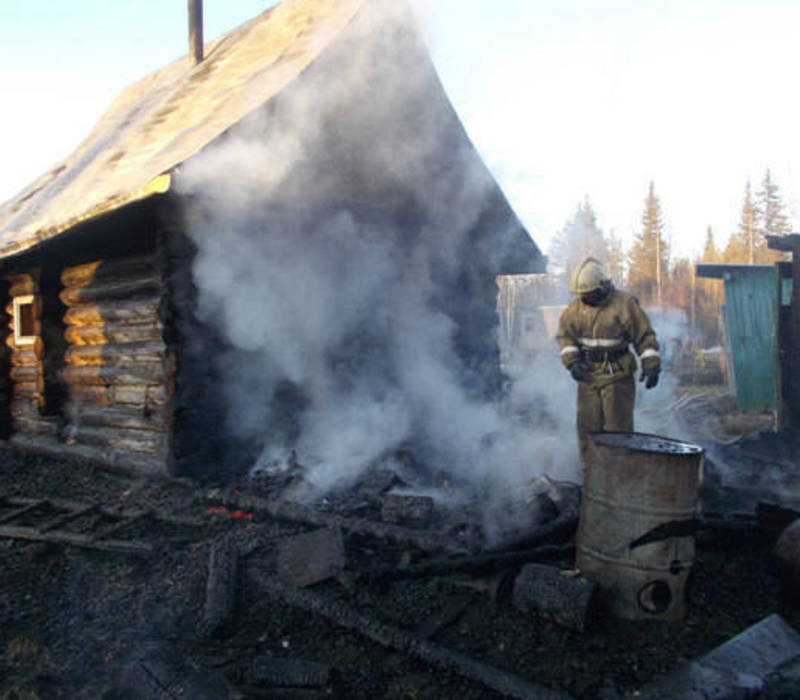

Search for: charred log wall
xmin=4 ymin=273 xmax=50 ymax=439
xmin=0 ymin=279 xmax=11 ymax=437
xmin=0 ymin=199 xmax=173 ymax=474
xmin=162 ymin=229 xmax=232 ymax=479
xmin=58 ymin=252 xmax=170 ymax=469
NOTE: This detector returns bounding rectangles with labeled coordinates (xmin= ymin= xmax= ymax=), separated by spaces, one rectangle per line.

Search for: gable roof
xmin=0 ymin=0 xmax=363 ymax=259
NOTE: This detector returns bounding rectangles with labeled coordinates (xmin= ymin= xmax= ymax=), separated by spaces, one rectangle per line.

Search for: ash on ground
xmin=1 ymin=388 xmax=799 ymax=699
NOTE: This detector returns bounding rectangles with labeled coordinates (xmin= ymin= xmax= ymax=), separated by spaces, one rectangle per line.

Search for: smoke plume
xmin=175 ymin=0 xmax=578 ymax=521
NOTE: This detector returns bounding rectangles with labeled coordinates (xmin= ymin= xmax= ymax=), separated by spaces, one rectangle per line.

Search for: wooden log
xmin=68 ymin=404 xmax=167 ymax=431
xmin=8 ymin=434 xmax=168 ymax=476
xmin=68 ymin=383 xmax=165 ymax=408
xmin=234 ymin=495 xmax=471 ymax=556
xmin=254 ymin=575 xmax=568 ymax=700
xmin=145 ymin=384 xmax=169 ymax=408
xmin=6 ymin=335 xmax=43 ymax=356
xmin=201 ymin=542 xmax=239 ymax=638
xmin=10 ymin=347 xmax=37 ymax=366
xmin=10 ymin=364 xmax=39 ymax=382
xmin=63 ymin=297 xmax=161 ymax=328
xmin=67 ymin=384 xmax=114 ymax=406
xmin=38 ymin=505 xmax=98 ymax=533
xmin=61 ymin=363 xmax=165 ymax=387
xmin=511 ymin=563 xmax=598 ymax=632
xmin=6 ymin=274 xmax=36 ymax=297
xmin=359 ymin=543 xmax=575 ymax=585
xmin=91 ymin=510 xmax=152 ymax=540
xmin=0 ymin=499 xmax=46 ymax=525
xmin=64 ymin=340 xmax=165 ymax=367
xmin=10 ymin=396 xmax=41 ymax=418
xmin=60 ymin=254 xmax=160 ymax=288
xmin=68 ymin=424 xmax=164 ymax=454
xmin=2 ymin=496 xmax=201 ymax=530
xmin=13 ymin=380 xmax=40 ymax=399
xmin=59 ymin=274 xmax=161 ymax=305
xmin=0 ymin=523 xmax=152 ymax=554
xmin=64 ymin=321 xmax=162 ymax=346
xmin=10 ymin=416 xmax=59 ymax=438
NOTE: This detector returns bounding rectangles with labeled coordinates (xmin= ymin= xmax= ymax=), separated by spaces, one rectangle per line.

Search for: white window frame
xmin=13 ymin=295 xmax=36 ymax=346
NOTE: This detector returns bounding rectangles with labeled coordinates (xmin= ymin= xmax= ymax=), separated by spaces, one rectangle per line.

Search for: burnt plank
xmin=60 ymin=254 xmax=160 ymax=287
xmin=277 ymin=527 xmax=344 ymax=587
xmin=61 ymin=362 xmax=165 ymax=386
xmin=254 ymin=575 xmax=568 ymax=700
xmin=59 ymin=273 xmax=162 ymax=305
xmin=64 ymin=296 xmax=161 ymax=327
xmin=0 ymin=498 xmax=47 ymax=525
xmin=65 ymin=340 xmax=165 ymax=366
xmin=511 ymin=563 xmax=598 ymax=633
xmin=0 ymin=524 xmax=152 ymax=554
xmin=233 ymin=495 xmax=471 ymax=556
xmin=201 ymin=542 xmax=239 ymax=638
xmin=38 ymin=504 xmax=98 ymax=533
xmin=64 ymin=321 xmax=162 ymax=346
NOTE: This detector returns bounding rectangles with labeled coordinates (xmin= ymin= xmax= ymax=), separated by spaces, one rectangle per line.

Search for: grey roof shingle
xmin=0 ymin=0 xmax=363 ymax=258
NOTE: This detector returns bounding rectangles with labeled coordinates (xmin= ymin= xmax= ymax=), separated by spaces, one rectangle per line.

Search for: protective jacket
xmin=557 ymin=288 xmax=660 ymax=386
xmin=557 ymin=288 xmax=660 ymax=464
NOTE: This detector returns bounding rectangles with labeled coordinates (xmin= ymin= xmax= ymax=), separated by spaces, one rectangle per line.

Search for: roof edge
xmin=0 ymin=174 xmax=171 ymax=262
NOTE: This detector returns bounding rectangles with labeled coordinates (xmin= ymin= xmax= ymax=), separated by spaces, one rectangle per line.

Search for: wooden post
xmin=768 ymin=234 xmax=800 ymax=432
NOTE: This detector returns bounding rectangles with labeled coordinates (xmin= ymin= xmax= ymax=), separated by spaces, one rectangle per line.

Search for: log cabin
xmin=0 ymin=0 xmax=543 ymax=478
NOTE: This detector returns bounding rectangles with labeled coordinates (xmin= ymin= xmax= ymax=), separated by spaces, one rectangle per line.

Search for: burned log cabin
xmin=0 ymin=0 xmax=543 ymax=478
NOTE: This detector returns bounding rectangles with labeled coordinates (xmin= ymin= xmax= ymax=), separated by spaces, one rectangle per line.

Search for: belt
xmin=582 ymin=345 xmax=629 ymax=363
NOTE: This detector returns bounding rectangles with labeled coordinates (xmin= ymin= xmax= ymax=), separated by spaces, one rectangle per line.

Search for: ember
xmin=205 ymin=504 xmax=254 ymax=520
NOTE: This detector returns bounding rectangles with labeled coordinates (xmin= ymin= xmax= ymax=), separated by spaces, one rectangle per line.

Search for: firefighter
xmin=557 ymin=257 xmax=660 ymax=463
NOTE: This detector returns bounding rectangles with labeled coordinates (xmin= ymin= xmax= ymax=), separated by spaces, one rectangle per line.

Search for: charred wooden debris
xmin=3 ymin=445 xmax=800 ymax=698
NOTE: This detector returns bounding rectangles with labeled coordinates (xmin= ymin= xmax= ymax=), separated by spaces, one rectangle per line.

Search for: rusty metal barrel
xmin=575 ymin=432 xmax=703 ymax=622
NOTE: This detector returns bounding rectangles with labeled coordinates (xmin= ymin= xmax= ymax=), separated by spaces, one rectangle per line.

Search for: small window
xmin=13 ymin=295 xmax=36 ymax=346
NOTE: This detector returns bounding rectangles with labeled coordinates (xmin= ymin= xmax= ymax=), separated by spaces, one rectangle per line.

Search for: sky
xmin=0 ymin=0 xmax=798 ymax=262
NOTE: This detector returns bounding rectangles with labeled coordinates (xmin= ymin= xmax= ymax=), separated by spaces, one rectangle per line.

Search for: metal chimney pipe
xmin=188 ymin=0 xmax=204 ymax=65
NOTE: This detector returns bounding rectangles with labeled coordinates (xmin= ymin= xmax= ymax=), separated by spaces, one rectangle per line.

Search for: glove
xmin=639 ymin=368 xmax=660 ymax=389
xmin=569 ymin=361 xmax=592 ymax=383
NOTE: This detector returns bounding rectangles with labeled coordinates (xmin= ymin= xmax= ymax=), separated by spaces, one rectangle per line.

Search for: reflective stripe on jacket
xmin=556 ymin=289 xmax=660 ymax=383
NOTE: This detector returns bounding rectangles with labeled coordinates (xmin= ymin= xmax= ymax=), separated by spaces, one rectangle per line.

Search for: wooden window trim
xmin=13 ymin=295 xmax=36 ymax=346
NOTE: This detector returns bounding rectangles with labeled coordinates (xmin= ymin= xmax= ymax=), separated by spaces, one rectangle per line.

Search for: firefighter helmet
xmin=569 ymin=257 xmax=609 ymax=295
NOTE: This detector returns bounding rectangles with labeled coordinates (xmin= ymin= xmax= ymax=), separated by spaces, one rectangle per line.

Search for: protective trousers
xmin=576 ymin=373 xmax=635 ymax=465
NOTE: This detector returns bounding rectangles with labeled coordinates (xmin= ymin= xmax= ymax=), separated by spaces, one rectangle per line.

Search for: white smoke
xmin=174 ymin=0 xmax=580 ymax=515
xmin=636 ymin=306 xmax=697 ymax=439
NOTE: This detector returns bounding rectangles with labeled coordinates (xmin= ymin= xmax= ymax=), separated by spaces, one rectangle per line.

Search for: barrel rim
xmin=588 ymin=431 xmax=704 ymax=456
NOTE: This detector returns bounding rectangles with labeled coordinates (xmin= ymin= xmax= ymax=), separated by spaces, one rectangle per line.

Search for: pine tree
xmin=755 ymin=169 xmax=791 ymax=261
xmin=723 ymin=181 xmax=754 ymax=263
xmin=628 ymin=181 xmax=669 ymax=307
xmin=605 ymin=229 xmax=626 ymax=287
xmin=725 ymin=172 xmax=792 ymax=264
xmin=702 ymin=225 xmax=720 ymax=263
xmin=548 ymin=197 xmax=608 ymax=288
xmin=666 ymin=258 xmax=692 ymax=312
xmin=695 ymin=226 xmax=723 ymax=346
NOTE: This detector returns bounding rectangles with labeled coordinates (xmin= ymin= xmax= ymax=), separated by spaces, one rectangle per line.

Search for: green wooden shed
xmin=695 ymin=264 xmax=783 ymax=414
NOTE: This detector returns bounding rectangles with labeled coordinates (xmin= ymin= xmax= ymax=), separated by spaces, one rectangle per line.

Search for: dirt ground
xmin=1 ymin=390 xmax=799 ymax=699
